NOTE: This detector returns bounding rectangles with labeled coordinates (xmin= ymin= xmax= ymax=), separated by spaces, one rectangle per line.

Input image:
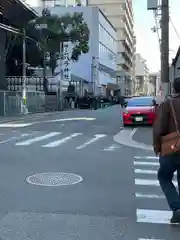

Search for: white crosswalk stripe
xmin=16 ymin=132 xmax=61 ymax=146
xmin=0 ymin=131 xmax=117 ymax=151
xmin=76 ymin=134 xmax=106 ymax=150
xmin=134 ymin=155 xmax=179 ymax=240
xmin=42 ymin=133 xmax=82 ymax=147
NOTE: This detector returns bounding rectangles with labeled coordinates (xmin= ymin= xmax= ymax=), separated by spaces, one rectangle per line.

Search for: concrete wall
xmin=0 ymin=29 xmax=6 ymax=89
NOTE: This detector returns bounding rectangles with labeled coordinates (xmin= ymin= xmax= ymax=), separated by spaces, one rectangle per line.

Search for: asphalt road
xmin=0 ymin=107 xmax=179 ymax=240
xmin=0 ymin=106 xmax=137 ymax=240
xmin=133 ymin=127 xmax=152 ymax=146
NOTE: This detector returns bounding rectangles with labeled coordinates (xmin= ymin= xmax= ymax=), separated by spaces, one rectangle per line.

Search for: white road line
xmin=76 ymin=134 xmax=106 ymax=150
xmin=0 ymin=133 xmax=34 ymax=144
xmin=134 ymin=161 xmax=159 ymax=166
xmin=135 ymin=193 xmax=165 ymax=199
xmin=42 ymin=133 xmax=82 ymax=147
xmin=103 ymin=144 xmax=119 ymax=151
xmin=138 ymin=238 xmax=164 ymax=240
xmin=113 ymin=129 xmax=153 ymax=150
xmin=135 ymin=169 xmax=157 ymax=174
xmin=134 ymin=156 xmax=158 ymax=160
xmin=135 ymin=179 xmax=177 ymax=187
xmin=129 ymin=128 xmax=138 ymax=137
xmin=16 ymin=132 xmax=61 ymax=146
xmin=135 ymin=168 xmax=177 ymax=175
xmin=0 ymin=123 xmax=33 ymax=127
xmin=137 ymin=209 xmax=172 ymax=224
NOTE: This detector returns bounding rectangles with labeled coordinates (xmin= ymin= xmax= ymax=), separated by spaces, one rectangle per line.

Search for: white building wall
xmin=34 ymin=6 xmax=116 ymax=95
xmin=135 ymin=53 xmax=149 ymax=95
xmin=135 ymin=53 xmax=147 ymax=76
xmin=98 ymin=11 xmax=117 ymax=71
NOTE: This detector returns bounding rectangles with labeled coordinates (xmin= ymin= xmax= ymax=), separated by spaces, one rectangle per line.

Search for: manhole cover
xmin=26 ymin=172 xmax=83 ymax=186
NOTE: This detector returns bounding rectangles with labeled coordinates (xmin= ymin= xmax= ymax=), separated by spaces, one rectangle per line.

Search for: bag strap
xmin=169 ymin=99 xmax=180 ymax=134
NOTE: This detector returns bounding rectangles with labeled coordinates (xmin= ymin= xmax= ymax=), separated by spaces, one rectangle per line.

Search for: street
xmin=0 ymin=106 xmax=179 ymax=239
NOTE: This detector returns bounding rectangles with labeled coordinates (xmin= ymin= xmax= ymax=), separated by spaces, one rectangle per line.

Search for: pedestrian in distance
xmin=153 ymin=78 xmax=180 ymax=224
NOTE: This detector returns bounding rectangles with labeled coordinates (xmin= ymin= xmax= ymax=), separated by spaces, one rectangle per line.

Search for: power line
xmin=169 ymin=16 xmax=180 ymax=40
xmin=153 ymin=10 xmax=161 ymax=49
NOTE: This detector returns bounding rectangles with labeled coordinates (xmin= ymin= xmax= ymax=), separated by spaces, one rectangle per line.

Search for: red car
xmin=123 ymin=96 xmax=157 ymax=125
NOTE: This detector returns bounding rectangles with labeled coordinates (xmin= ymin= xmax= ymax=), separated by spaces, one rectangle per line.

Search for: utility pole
xmin=59 ymin=42 xmax=63 ymax=110
xmin=91 ymin=56 xmax=96 ymax=96
xmin=161 ymin=0 xmax=169 ymax=96
xmin=22 ymin=28 xmax=27 ymax=114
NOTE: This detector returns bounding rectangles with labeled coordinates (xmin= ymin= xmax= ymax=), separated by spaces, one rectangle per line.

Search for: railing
xmin=6 ymin=76 xmax=83 ymax=94
xmin=0 ymin=91 xmax=45 ymax=116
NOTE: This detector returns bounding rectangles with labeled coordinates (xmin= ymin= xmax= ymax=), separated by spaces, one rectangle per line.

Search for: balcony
xmin=100 ymin=4 xmax=124 ymax=17
xmin=122 ymin=40 xmax=133 ymax=56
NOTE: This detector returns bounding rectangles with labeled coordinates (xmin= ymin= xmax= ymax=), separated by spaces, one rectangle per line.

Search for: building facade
xmin=134 ymin=53 xmax=149 ymax=96
xmin=35 ymin=6 xmax=117 ymax=96
xmin=87 ymin=0 xmax=134 ymax=96
xmin=171 ymin=46 xmax=180 ymax=93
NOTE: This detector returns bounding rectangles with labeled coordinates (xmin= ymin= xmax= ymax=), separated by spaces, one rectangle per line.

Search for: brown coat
xmin=153 ymin=94 xmax=180 ymax=155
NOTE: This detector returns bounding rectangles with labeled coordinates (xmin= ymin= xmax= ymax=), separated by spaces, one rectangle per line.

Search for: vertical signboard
xmin=63 ymin=42 xmax=71 ymax=82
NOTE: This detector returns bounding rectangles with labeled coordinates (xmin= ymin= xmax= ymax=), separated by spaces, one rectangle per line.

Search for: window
xmin=127 ymin=97 xmax=154 ymax=107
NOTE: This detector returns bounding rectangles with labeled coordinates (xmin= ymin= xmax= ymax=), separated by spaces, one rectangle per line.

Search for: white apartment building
xmin=87 ymin=0 xmax=134 ymax=96
xmin=134 ymin=53 xmax=149 ymax=96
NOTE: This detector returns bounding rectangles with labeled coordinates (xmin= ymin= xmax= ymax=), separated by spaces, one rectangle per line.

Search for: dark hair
xmin=173 ymin=78 xmax=180 ymax=93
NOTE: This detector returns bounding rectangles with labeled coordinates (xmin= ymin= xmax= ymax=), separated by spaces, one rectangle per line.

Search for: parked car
xmin=123 ymin=96 xmax=157 ymax=125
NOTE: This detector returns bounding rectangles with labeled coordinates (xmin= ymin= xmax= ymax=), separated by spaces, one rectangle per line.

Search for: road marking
xmin=76 ymin=134 xmax=106 ymax=150
xmin=138 ymin=238 xmax=164 ymax=240
xmin=0 ymin=133 xmax=34 ymax=144
xmin=135 ymin=168 xmax=177 ymax=175
xmin=45 ymin=117 xmax=96 ymax=123
xmin=129 ymin=128 xmax=137 ymax=137
xmin=16 ymin=132 xmax=61 ymax=146
xmin=135 ymin=169 xmax=157 ymax=174
xmin=137 ymin=209 xmax=172 ymax=224
xmin=0 ymin=123 xmax=33 ymax=127
xmin=134 ymin=156 xmax=158 ymax=160
xmin=134 ymin=161 xmax=159 ymax=166
xmin=42 ymin=133 xmax=82 ymax=147
xmin=135 ymin=193 xmax=165 ymax=199
xmin=103 ymin=144 xmax=119 ymax=151
xmin=113 ymin=129 xmax=153 ymax=150
xmin=135 ymin=178 xmax=177 ymax=187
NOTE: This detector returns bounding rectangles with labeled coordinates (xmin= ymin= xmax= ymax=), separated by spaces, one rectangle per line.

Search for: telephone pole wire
xmin=161 ymin=0 xmax=169 ymax=96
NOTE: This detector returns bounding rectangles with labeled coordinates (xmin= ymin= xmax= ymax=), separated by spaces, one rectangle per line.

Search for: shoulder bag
xmin=161 ymin=99 xmax=180 ymax=156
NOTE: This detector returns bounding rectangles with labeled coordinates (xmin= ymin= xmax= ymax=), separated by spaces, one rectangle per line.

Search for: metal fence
xmin=0 ymin=91 xmax=45 ymax=117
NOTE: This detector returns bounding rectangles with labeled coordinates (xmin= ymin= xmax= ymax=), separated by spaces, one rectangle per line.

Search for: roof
xmin=0 ymin=0 xmax=37 ymax=28
xmin=172 ymin=46 xmax=180 ymax=66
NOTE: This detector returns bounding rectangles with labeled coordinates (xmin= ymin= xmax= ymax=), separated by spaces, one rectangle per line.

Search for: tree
xmin=27 ymin=9 xmax=89 ymax=78
xmin=6 ymin=9 xmax=90 ymax=93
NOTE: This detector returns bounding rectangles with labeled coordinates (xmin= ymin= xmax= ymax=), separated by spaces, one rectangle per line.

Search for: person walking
xmin=153 ymin=78 xmax=180 ymax=224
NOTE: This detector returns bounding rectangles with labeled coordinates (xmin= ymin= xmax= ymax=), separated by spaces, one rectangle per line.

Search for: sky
xmin=26 ymin=0 xmax=180 ymax=73
xmin=133 ymin=0 xmax=180 ymax=72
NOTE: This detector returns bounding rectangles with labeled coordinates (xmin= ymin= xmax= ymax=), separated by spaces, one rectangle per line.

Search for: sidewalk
xmin=0 ymin=111 xmax=62 ymax=123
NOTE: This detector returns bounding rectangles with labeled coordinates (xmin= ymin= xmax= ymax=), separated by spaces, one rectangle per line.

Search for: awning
xmin=0 ymin=0 xmax=36 ymax=28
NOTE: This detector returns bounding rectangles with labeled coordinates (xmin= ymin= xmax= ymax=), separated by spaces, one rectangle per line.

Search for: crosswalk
xmin=134 ymin=155 xmax=179 ymax=240
xmin=0 ymin=130 xmax=120 ymax=151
